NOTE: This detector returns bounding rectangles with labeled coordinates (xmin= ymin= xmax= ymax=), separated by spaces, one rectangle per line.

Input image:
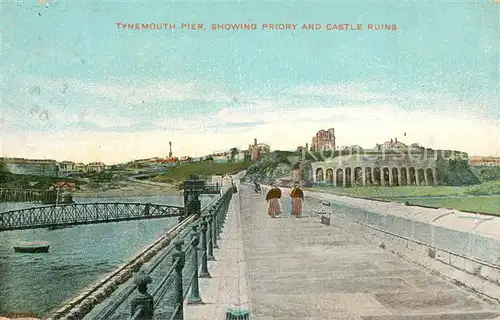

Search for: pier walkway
xmin=186 ymin=183 xmax=500 ymax=319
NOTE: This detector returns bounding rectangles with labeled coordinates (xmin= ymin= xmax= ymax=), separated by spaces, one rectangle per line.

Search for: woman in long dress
xmin=265 ymin=183 xmax=282 ymax=218
xmin=290 ymin=181 xmax=304 ymax=217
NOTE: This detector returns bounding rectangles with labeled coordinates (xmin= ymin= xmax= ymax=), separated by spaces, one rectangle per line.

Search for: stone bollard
xmin=206 ymin=215 xmax=215 ymax=261
xmin=130 ymin=270 xmax=154 ymax=320
xmin=172 ymin=239 xmax=185 ymax=320
xmin=199 ymin=219 xmax=211 ymax=278
xmin=225 ymin=308 xmax=250 ymax=320
xmin=188 ymin=223 xmax=203 ymax=305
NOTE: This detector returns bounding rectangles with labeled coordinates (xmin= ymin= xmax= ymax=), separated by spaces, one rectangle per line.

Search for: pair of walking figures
xmin=265 ymin=181 xmax=304 ymax=218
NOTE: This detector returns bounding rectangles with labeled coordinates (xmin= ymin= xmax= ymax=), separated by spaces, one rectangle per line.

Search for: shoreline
xmin=73 ymin=185 xmax=180 ymax=198
xmin=73 ymin=178 xmax=180 ymax=198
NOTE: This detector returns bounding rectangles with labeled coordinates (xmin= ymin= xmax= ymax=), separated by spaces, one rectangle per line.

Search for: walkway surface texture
xmin=186 ymin=183 xmax=500 ymax=320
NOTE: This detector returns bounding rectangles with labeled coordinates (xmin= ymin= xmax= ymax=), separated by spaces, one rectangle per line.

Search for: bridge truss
xmin=0 ymin=202 xmax=184 ymax=232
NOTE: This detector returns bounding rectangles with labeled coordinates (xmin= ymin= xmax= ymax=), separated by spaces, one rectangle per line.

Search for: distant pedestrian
xmin=290 ymin=181 xmax=304 ymax=217
xmin=253 ymin=181 xmax=261 ymax=193
xmin=232 ymin=183 xmax=238 ymax=194
xmin=265 ymin=183 xmax=281 ymax=218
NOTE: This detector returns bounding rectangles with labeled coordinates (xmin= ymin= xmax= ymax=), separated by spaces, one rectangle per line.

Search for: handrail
xmin=122 ymin=186 xmax=234 ymax=320
xmin=151 ymin=259 xmax=179 ymax=298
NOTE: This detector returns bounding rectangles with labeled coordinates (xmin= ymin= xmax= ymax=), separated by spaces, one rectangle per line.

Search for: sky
xmin=1 ymin=0 xmax=499 ymax=164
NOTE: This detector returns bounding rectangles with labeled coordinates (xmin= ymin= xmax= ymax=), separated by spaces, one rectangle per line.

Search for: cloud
xmin=21 ymin=76 xmax=233 ymax=105
xmin=1 ymin=81 xmax=498 ymax=163
xmin=290 ymin=83 xmax=392 ymax=101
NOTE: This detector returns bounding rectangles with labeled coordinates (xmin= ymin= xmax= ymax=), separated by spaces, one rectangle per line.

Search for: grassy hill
xmin=150 ymin=160 xmax=251 ymax=185
xmin=435 ymin=156 xmax=481 ymax=186
xmin=470 ymin=166 xmax=500 ymax=182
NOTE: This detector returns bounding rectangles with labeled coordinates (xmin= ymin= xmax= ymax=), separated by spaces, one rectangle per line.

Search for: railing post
xmin=217 ymin=205 xmax=223 ymax=241
xmin=130 ymin=270 xmax=154 ymax=320
xmin=206 ymin=215 xmax=215 ymax=261
xmin=199 ymin=219 xmax=211 ymax=278
xmin=172 ymin=239 xmax=185 ymax=320
xmin=188 ymin=223 xmax=203 ymax=305
xmin=210 ymin=209 xmax=219 ymax=249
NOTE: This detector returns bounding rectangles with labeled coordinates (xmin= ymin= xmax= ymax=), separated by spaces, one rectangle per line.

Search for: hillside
xmin=149 ymin=160 xmax=251 ymax=185
xmin=245 ymin=151 xmax=308 ymax=186
xmin=470 ymin=166 xmax=500 ymax=182
xmin=435 ymin=156 xmax=481 ymax=186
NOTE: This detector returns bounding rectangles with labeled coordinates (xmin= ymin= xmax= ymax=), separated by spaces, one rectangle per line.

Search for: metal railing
xmin=98 ymin=188 xmax=233 ymax=320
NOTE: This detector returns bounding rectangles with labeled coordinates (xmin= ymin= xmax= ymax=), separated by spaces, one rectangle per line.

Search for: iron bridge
xmin=0 ymin=202 xmax=184 ymax=232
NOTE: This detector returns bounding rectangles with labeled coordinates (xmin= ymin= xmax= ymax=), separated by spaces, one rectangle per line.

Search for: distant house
xmin=233 ymin=151 xmax=246 ymax=163
xmin=59 ymin=161 xmax=76 ymax=172
xmin=153 ymin=157 xmax=179 ymax=168
xmin=212 ymin=152 xmax=230 ymax=163
xmin=75 ymin=163 xmax=87 ymax=172
xmin=51 ymin=182 xmax=77 ymax=191
xmin=470 ymin=156 xmax=500 ymax=166
xmin=87 ymin=162 xmax=105 ymax=172
xmin=1 ymin=157 xmax=59 ymax=177
xmin=248 ymin=138 xmax=270 ymax=162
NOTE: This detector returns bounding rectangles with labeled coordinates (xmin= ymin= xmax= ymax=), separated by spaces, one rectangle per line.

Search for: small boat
xmin=13 ymin=241 xmax=50 ymax=253
xmin=46 ymin=225 xmax=72 ymax=231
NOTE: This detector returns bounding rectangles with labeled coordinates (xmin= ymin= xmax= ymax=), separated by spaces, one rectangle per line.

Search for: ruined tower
xmin=311 ymin=128 xmax=335 ymax=152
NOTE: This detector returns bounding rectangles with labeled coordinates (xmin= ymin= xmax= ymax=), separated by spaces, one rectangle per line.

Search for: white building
xmin=87 ymin=162 xmax=106 ymax=172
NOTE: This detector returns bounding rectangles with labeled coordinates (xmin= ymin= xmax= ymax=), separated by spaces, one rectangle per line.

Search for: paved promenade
xmin=186 ymin=184 xmax=500 ymax=319
xmin=185 ymin=182 xmax=249 ymax=319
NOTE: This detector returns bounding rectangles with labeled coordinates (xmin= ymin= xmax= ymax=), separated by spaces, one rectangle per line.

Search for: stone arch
xmin=418 ymin=168 xmax=426 ymax=185
xmin=354 ymin=167 xmax=363 ymax=186
xmin=326 ymin=168 xmax=334 ymax=182
xmin=409 ymin=167 xmax=416 ymax=185
xmin=365 ymin=167 xmax=373 ymax=185
xmin=426 ymin=168 xmax=434 ymax=185
xmin=336 ymin=169 xmax=344 ymax=187
xmin=345 ymin=167 xmax=352 ymax=187
xmin=316 ymin=168 xmax=324 ymax=182
xmin=383 ymin=167 xmax=390 ymax=186
xmin=400 ymin=167 xmax=408 ymax=186
xmin=373 ymin=168 xmax=381 ymax=186
xmin=392 ymin=168 xmax=399 ymax=186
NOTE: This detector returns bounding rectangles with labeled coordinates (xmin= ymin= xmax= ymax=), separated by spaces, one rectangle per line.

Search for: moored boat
xmin=13 ymin=241 xmax=50 ymax=253
xmin=46 ymin=225 xmax=72 ymax=231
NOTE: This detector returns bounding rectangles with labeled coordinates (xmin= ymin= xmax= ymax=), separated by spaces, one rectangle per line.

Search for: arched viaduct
xmin=311 ymin=154 xmax=438 ymax=187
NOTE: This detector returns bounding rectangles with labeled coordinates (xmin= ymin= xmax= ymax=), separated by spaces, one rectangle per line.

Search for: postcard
xmin=0 ymin=1 xmax=499 ymax=319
